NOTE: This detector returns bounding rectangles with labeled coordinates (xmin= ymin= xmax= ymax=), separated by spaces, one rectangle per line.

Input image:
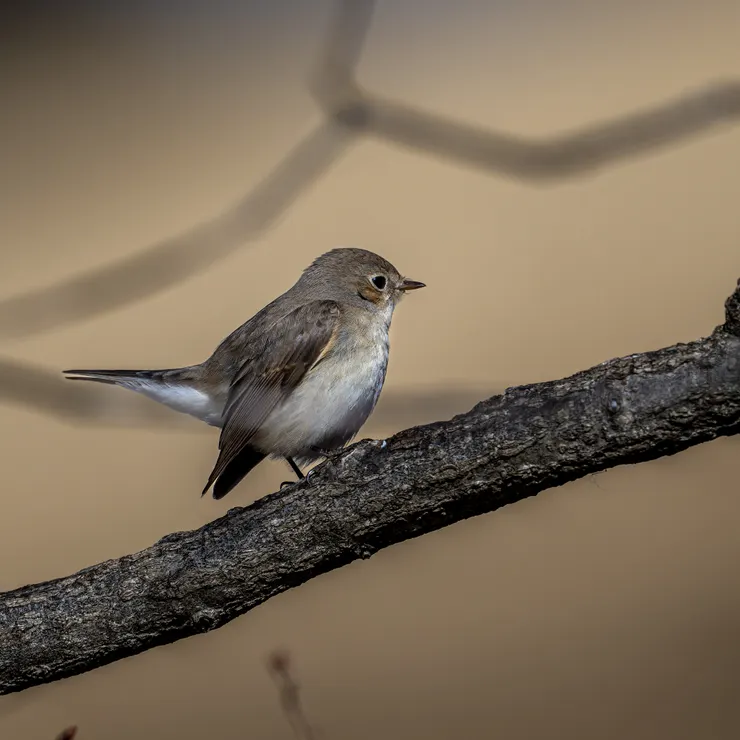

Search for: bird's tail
xmin=62 ymin=368 xmax=174 ymax=386
xmin=62 ymin=365 xmax=218 ymax=426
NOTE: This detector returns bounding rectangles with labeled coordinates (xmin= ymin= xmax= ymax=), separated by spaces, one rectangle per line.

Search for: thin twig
xmin=54 ymin=727 xmax=78 ymax=740
xmin=267 ymin=651 xmax=316 ymax=740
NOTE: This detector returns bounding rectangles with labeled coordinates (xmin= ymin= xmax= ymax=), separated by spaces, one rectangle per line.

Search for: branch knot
xmin=723 ymin=278 xmax=740 ymax=336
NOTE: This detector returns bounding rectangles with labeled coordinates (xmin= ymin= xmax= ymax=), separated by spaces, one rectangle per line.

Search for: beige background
xmin=1 ymin=1 xmax=739 ymax=737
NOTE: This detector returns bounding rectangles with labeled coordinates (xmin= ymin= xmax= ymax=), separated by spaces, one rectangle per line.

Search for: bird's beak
xmin=399 ymin=278 xmax=426 ymax=292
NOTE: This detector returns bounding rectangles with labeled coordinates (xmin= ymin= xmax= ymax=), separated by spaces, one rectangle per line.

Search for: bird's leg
xmin=280 ymin=449 xmax=342 ymax=488
xmin=286 ymin=457 xmax=305 ymax=478
xmin=280 ymin=457 xmax=305 ymax=489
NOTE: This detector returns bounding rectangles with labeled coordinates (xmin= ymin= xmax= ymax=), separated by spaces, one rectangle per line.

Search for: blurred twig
xmin=327 ymin=80 xmax=740 ymax=179
xmin=2 ymin=0 xmax=739 ymax=346
xmin=267 ymin=651 xmax=316 ymax=740
xmin=43 ymin=654 xmax=318 ymax=740
xmin=312 ymin=3 xmax=740 ymax=179
xmin=0 ymin=356 xmax=192 ymax=426
xmin=54 ymin=727 xmax=77 ymax=740
xmin=0 ymin=121 xmax=353 ymax=342
xmin=40 ymin=654 xmax=317 ymax=740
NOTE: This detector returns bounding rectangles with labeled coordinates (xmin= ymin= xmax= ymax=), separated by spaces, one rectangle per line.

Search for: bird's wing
xmin=202 ymin=300 xmax=341 ymax=494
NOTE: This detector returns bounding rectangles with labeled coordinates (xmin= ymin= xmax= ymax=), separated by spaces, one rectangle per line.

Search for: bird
xmin=63 ymin=248 xmax=425 ymax=500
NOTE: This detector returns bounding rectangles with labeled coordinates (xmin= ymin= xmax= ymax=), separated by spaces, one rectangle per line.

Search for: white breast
xmin=256 ymin=309 xmax=391 ymax=461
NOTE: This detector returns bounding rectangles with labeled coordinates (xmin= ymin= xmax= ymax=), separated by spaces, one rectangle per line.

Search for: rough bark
xmin=2 ymin=280 xmax=740 ymax=696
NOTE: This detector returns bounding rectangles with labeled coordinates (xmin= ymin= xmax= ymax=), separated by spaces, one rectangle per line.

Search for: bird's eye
xmin=371 ymin=275 xmax=387 ymax=290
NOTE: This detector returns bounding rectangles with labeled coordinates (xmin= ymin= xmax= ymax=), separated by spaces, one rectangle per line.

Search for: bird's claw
xmin=305 ymin=468 xmax=319 ymax=486
xmin=305 ymin=446 xmax=346 ymax=486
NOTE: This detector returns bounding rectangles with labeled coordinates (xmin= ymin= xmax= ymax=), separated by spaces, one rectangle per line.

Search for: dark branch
xmin=2 ymin=280 xmax=740 ymax=696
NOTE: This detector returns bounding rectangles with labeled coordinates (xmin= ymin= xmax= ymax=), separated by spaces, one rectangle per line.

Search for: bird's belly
xmin=256 ymin=350 xmax=387 ymax=461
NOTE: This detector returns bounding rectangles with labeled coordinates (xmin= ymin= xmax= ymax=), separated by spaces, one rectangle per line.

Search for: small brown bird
xmin=64 ymin=248 xmax=425 ymax=499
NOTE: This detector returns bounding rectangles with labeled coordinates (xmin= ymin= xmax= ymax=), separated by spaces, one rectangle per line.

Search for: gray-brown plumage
xmin=64 ymin=248 xmax=425 ymax=499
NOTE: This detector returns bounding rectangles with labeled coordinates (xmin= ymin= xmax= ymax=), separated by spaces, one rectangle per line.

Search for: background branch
xmin=267 ymin=650 xmax=316 ymax=740
xmin=54 ymin=728 xmax=77 ymax=740
xmin=2 ymin=279 xmax=740 ymax=698
xmin=1 ymin=0 xmax=738 ymax=345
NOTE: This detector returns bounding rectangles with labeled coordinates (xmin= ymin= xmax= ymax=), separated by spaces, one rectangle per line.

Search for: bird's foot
xmin=279 ymin=480 xmax=296 ymax=490
xmin=304 ymin=446 xmax=345 ymax=486
xmin=305 ymin=467 xmax=322 ymax=487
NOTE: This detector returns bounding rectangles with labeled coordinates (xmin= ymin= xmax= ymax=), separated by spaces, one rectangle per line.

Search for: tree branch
xmin=3 ymin=280 xmax=740 ymax=696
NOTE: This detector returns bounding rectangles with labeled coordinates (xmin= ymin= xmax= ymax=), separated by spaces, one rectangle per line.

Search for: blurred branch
xmin=267 ymin=651 xmax=316 ymax=740
xmin=322 ymin=80 xmax=740 ymax=180
xmin=54 ymin=728 xmax=77 ymax=740
xmin=0 ymin=0 xmax=375 ymax=343
xmin=0 ymin=355 xmax=498 ymax=436
xmin=3 ymin=279 xmax=740 ymax=696
xmin=2 ymin=0 xmax=739 ymax=342
xmin=0 ymin=121 xmax=353 ymax=342
xmin=0 ymin=356 xmax=195 ymax=426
